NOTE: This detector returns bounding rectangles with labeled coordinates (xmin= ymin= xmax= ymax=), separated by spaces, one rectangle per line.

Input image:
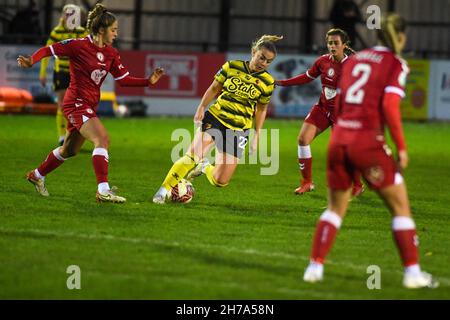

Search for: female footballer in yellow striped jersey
xmin=153 ymin=35 xmax=283 ymax=204
xmin=39 ymin=4 xmax=88 ymax=145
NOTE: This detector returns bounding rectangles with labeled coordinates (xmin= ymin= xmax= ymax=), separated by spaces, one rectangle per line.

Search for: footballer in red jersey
xmin=303 ymin=13 xmax=438 ymax=289
xmin=276 ymin=29 xmax=363 ymax=196
xmin=18 ymin=3 xmax=165 ymax=203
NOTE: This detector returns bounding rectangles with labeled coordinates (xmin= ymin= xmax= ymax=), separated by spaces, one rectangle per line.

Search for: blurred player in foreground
xmin=153 ymin=35 xmax=283 ymax=204
xmin=302 ymin=13 xmax=438 ymax=289
xmin=18 ymin=3 xmax=164 ymax=203
xmin=276 ymin=28 xmax=364 ymax=197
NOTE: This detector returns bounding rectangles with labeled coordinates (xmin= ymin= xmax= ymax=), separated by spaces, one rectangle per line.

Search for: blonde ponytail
xmin=377 ymin=13 xmax=406 ymax=54
xmin=386 ymin=18 xmax=400 ymax=54
xmin=252 ymin=34 xmax=284 ymax=54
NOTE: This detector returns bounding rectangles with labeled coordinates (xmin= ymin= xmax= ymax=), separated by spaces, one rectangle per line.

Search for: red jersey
xmin=332 ymin=46 xmax=409 ymax=145
xmin=49 ymin=35 xmax=129 ymax=108
xmin=307 ymin=53 xmax=348 ymax=112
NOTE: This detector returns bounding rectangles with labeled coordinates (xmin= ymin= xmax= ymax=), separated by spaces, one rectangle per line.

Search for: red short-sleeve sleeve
xmin=49 ymin=39 xmax=77 ymax=59
xmin=306 ymin=56 xmax=322 ymax=79
xmin=109 ymin=50 xmax=130 ymax=81
xmin=384 ymin=58 xmax=409 ymax=98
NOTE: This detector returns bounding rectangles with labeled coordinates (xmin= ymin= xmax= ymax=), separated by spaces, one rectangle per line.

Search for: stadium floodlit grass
xmin=0 ymin=114 xmax=449 ymax=299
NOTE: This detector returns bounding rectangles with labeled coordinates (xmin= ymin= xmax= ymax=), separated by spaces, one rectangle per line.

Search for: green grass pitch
xmin=0 ymin=114 xmax=449 ymax=299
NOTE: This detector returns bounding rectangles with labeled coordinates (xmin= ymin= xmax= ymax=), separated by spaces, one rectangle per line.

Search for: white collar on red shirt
xmin=87 ymin=34 xmax=108 ymax=49
xmin=329 ymin=54 xmax=348 ymax=63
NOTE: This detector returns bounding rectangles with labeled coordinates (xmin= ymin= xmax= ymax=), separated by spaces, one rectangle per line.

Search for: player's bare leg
xmin=26 ymin=129 xmax=84 ymax=197
xmin=295 ymin=122 xmax=322 ymax=194
xmin=203 ymin=151 xmax=239 ymax=187
xmin=185 ymin=131 xmax=215 ymax=181
xmin=377 ymin=181 xmax=438 ymax=289
xmin=303 ymin=188 xmax=351 ymax=282
xmin=80 ymin=118 xmax=125 ymax=203
xmin=153 ymin=131 xmax=214 ymax=204
xmin=59 ymin=129 xmax=85 ymax=158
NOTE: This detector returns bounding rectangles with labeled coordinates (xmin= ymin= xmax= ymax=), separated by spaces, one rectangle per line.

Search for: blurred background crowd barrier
xmin=1 ymin=0 xmax=449 ymax=120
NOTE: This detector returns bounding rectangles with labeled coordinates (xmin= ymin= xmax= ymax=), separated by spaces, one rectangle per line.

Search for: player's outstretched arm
xmin=193 ymin=80 xmax=223 ymax=124
xmin=17 ymin=55 xmax=33 ymax=68
xmin=275 ymin=73 xmax=314 ymax=87
xmin=382 ymin=92 xmax=408 ymax=169
xmin=250 ymin=103 xmax=268 ymax=154
xmin=116 ymin=68 xmax=165 ymax=87
xmin=17 ymin=47 xmax=52 ymax=68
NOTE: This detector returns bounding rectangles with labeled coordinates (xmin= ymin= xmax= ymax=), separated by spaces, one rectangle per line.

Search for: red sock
xmin=392 ymin=217 xmax=419 ymax=267
xmin=299 ymin=157 xmax=312 ymax=183
xmin=310 ymin=210 xmax=341 ymax=264
xmin=38 ymin=147 xmax=65 ymax=176
xmin=92 ymin=148 xmax=109 ymax=184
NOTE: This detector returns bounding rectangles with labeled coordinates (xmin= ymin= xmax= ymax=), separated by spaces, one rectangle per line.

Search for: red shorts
xmin=327 ymin=141 xmax=401 ymax=190
xmin=304 ymin=105 xmax=335 ymax=132
xmin=63 ymin=102 xmax=97 ymax=132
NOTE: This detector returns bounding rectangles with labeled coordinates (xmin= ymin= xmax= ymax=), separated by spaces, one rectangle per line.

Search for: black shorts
xmin=53 ymin=71 xmax=70 ymax=91
xmin=201 ymin=111 xmax=249 ymax=159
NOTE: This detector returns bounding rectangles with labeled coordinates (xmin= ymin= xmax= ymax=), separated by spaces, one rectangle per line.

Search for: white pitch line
xmin=1 ymin=227 xmax=449 ymax=287
xmin=96 ymin=271 xmax=334 ymax=299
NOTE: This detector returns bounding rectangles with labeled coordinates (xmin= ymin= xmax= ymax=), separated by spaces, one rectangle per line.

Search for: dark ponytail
xmin=86 ymin=3 xmax=116 ymax=35
xmin=326 ymin=28 xmax=355 ymax=56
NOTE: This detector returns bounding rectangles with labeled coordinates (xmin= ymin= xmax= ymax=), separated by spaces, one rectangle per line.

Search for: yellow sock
xmin=56 ymin=108 xmax=67 ymax=138
xmin=204 ymin=164 xmax=228 ymax=187
xmin=162 ymin=153 xmax=199 ymax=190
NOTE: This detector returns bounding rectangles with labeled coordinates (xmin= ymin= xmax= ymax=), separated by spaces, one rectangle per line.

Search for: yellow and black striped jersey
xmin=208 ymin=60 xmax=275 ymax=130
xmin=39 ymin=23 xmax=88 ymax=76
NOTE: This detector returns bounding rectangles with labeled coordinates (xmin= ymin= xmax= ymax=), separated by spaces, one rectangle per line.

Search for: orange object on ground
xmin=0 ymin=87 xmax=33 ymax=113
xmin=0 ymin=87 xmax=57 ymax=114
